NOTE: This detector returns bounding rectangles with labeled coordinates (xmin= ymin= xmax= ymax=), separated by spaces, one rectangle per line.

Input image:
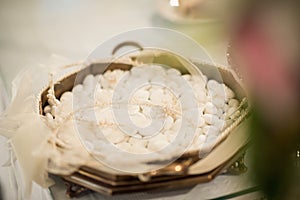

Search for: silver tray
xmin=39 ymin=51 xmax=250 ymax=196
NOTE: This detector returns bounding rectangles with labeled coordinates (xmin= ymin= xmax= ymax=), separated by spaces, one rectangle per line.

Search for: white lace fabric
xmin=0 ymin=57 xmax=85 ymax=199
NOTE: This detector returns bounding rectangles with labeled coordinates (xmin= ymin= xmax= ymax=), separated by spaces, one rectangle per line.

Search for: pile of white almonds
xmin=44 ymin=64 xmax=241 ymax=159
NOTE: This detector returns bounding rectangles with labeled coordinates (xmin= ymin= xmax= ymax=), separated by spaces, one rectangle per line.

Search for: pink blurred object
xmin=229 ymin=10 xmax=300 ymax=125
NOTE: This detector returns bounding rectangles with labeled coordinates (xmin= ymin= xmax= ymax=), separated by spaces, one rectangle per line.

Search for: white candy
xmin=44 ymin=105 xmax=51 ymax=113
xmin=50 ymin=105 xmax=57 ymax=116
xmin=105 ymin=129 xmax=126 ymax=144
xmin=207 ymin=80 xmax=219 ymax=90
xmin=114 ymin=69 xmax=127 ymax=82
xmin=95 ymin=74 xmax=101 ymax=81
xmin=214 ymin=119 xmax=226 ymax=130
xmin=203 ymin=125 xmax=219 ymax=136
xmin=161 ymin=92 xmax=173 ymax=104
xmin=99 ymin=75 xmax=109 ymax=89
xmin=72 ymin=84 xmax=83 ymax=93
xmin=47 ymin=98 xmax=56 ymax=106
xmin=139 ymin=104 xmax=152 ymax=117
xmin=225 ymin=85 xmax=235 ymax=99
xmin=132 ymin=89 xmax=149 ymax=101
xmin=60 ymin=91 xmax=73 ymax=102
xmin=147 ymin=139 xmax=169 ymax=152
xmin=51 ymin=64 xmax=240 ymax=160
xmin=130 ymin=112 xmax=151 ymax=128
xmin=46 ymin=113 xmax=53 ymax=120
xmin=167 ymin=68 xmax=181 ymax=76
xmin=150 ymin=74 xmax=166 ymax=84
xmin=227 ymin=107 xmax=237 ymax=116
xmin=127 ymin=105 xmax=140 ymax=115
xmin=229 ymin=110 xmax=241 ymax=120
xmin=207 ymin=80 xmax=225 ymax=97
xmin=164 ymin=130 xmax=177 ymax=142
xmin=226 ymin=119 xmax=234 ymax=126
xmin=163 ymin=116 xmax=174 ymax=130
xmin=167 ymin=80 xmax=180 ymax=93
xmin=195 ymin=90 xmax=207 ymax=103
xmin=140 ymin=127 xmax=164 ymax=140
xmin=190 ymin=134 xmax=207 ymax=150
xmin=54 ymin=99 xmax=60 ymax=105
xmin=128 ymin=137 xmax=148 ymax=147
xmin=115 ymin=142 xmax=131 ymax=152
xmin=204 ymin=102 xmax=218 ymax=114
xmin=172 ymin=118 xmax=182 ymax=131
xmin=95 ymin=131 xmax=106 ymax=140
xmin=228 ymin=99 xmax=239 ymax=107
xmin=192 ymin=77 xmax=206 ymax=90
xmin=129 ymin=145 xmax=149 ymax=154
xmin=131 ymin=66 xmax=146 ymax=77
xmin=178 ymin=136 xmax=192 ymax=147
xmin=141 ymin=84 xmax=152 ymax=91
xmin=182 ymin=74 xmax=191 ymax=81
xmin=83 ymin=74 xmax=95 ymax=88
xmin=103 ymin=70 xmax=122 ymax=88
xmin=151 ymin=65 xmax=166 ymax=75
xmin=84 ymin=141 xmax=94 ymax=151
xmin=149 ymin=88 xmax=164 ymax=104
xmin=203 ymin=114 xmax=219 ymax=125
xmin=90 ymin=140 xmax=105 ymax=151
xmin=198 ymin=134 xmax=207 ymax=143
xmin=100 ymin=127 xmax=115 ymax=137
xmin=216 ymin=108 xmax=224 ymax=118
xmin=195 ymin=127 xmax=204 ymax=136
xmin=197 ymin=117 xmax=205 ymax=127
xmin=206 ymin=134 xmax=218 ymax=143
xmin=96 ymin=108 xmax=114 ymax=124
xmin=180 ymin=95 xmax=198 ymax=111
xmin=95 ymin=90 xmax=113 ymax=104
xmin=212 ymin=97 xmax=225 ymax=108
xmin=149 ymin=133 xmax=168 ymax=143
xmin=199 ymin=142 xmax=214 ymax=158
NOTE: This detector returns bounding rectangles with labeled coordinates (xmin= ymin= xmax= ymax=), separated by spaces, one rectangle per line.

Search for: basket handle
xmin=111 ymin=41 xmax=143 ymax=56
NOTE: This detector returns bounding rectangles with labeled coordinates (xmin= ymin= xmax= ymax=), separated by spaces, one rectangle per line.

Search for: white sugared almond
xmin=46 ymin=65 xmax=241 ymax=157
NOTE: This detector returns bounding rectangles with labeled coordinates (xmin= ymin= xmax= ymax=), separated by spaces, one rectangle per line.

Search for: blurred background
xmin=0 ymin=0 xmax=229 ymax=96
xmin=1 ymin=0 xmax=300 ymax=199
